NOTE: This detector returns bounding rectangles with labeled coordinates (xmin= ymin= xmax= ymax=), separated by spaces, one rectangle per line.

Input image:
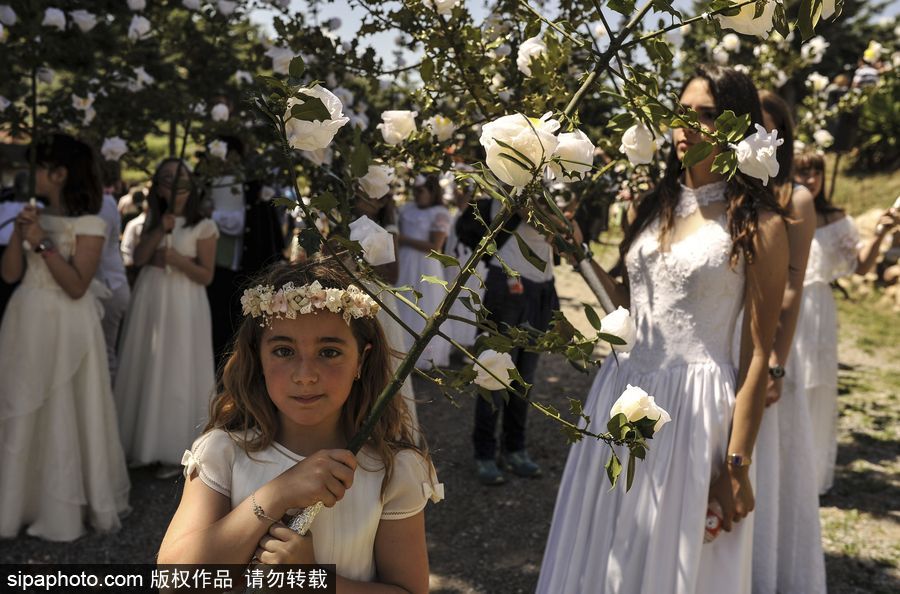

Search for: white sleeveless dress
xmin=182 ymin=429 xmax=444 ymax=581
xmin=800 ymin=216 xmax=859 ymax=493
xmin=396 ymin=203 xmax=452 ymax=369
xmin=114 ymin=217 xmax=219 ymax=466
xmin=0 ymin=214 xmax=131 ymax=541
xmin=538 ymin=182 xmax=753 ymax=594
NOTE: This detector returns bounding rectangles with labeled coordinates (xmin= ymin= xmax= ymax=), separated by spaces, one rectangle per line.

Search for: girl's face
xmin=35 ymin=164 xmax=66 ymax=197
xmin=260 ymin=311 xmax=367 ymax=433
xmin=156 ymin=161 xmax=192 ymax=214
xmin=794 ymin=166 xmax=824 ymax=198
xmin=413 ymin=185 xmax=433 ymax=208
xmin=674 ymin=78 xmax=721 ymax=167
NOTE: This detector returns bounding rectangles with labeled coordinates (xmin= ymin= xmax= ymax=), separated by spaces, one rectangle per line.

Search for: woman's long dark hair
xmin=759 ymin=90 xmax=794 ymax=188
xmin=142 ymin=158 xmax=205 ymax=235
xmin=32 ymin=133 xmax=102 ymax=216
xmin=793 ymin=152 xmax=841 ymax=216
xmin=620 ymin=65 xmax=786 ymax=268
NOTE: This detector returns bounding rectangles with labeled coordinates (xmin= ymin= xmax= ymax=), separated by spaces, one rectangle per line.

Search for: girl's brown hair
xmin=206 ymin=257 xmax=422 ymax=494
xmin=32 ymin=133 xmax=102 ymax=216
xmin=758 ymin=90 xmax=795 ymax=188
xmin=620 ymin=65 xmax=787 ymax=269
xmin=793 ymin=151 xmax=841 ymax=216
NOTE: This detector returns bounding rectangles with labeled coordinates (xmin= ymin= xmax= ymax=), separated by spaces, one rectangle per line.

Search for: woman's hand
xmin=17 ymin=205 xmax=45 ymax=247
xmin=273 ymin=449 xmax=357 ymax=511
xmin=254 ymin=524 xmax=316 ymax=565
xmin=161 ymin=213 xmax=177 ymax=233
xmin=708 ymin=465 xmax=754 ymax=532
xmin=164 ymin=247 xmax=186 ymax=268
xmin=875 ymin=209 xmax=899 ymax=236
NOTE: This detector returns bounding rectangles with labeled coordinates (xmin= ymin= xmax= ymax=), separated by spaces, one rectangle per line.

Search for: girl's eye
xmin=697 ymin=109 xmax=718 ymax=123
xmin=320 ymin=348 xmax=342 ymax=359
xmin=273 ymin=346 xmax=293 ymax=358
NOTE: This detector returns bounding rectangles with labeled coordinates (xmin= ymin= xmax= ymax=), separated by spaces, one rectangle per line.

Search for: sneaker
xmin=499 ymin=450 xmax=542 ymax=478
xmin=474 ymin=459 xmax=506 ymax=486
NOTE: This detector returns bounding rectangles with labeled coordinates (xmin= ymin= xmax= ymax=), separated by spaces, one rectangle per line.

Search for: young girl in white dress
xmin=0 ymin=134 xmax=131 ymax=541
xmin=397 ymin=174 xmax=452 ymax=368
xmin=792 ymin=152 xmax=899 ymax=495
xmin=158 ymin=259 xmax=442 ymax=590
xmin=538 ymin=66 xmax=789 ymax=594
xmin=114 ymin=158 xmax=219 ymax=478
xmin=751 ymin=91 xmax=825 ymax=594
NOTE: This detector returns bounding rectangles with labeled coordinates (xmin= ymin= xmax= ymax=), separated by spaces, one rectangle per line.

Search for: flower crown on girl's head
xmin=241 ymin=280 xmax=380 ymax=327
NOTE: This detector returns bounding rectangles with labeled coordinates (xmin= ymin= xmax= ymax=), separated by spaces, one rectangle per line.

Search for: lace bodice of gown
xmin=804 ymin=215 xmax=859 ymax=286
xmin=625 ymin=183 xmax=745 ymax=373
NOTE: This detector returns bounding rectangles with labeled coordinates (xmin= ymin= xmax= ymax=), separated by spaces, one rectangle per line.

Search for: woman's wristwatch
xmin=34 ymin=237 xmax=56 ymax=256
xmin=768 ymin=364 xmax=785 ymax=379
xmin=727 ymin=453 xmax=751 ymax=468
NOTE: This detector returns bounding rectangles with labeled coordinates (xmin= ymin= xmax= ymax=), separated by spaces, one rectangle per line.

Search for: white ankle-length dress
xmin=538 ymin=182 xmax=753 ymax=594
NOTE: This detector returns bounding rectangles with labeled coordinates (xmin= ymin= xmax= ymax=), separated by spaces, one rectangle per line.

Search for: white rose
xmin=813 ymin=129 xmax=834 ymax=148
xmin=284 ymin=85 xmax=350 ymax=151
xmin=182 ymin=0 xmax=202 ymax=10
xmin=619 ymin=122 xmax=658 ymax=166
xmin=128 ymin=0 xmax=146 ymax=11
xmin=358 ymin=164 xmax=395 ymax=199
xmin=69 ymin=9 xmax=97 ymax=33
xmin=377 ymin=110 xmax=418 ymax=145
xmin=425 ymin=114 xmax=457 ymax=142
xmin=733 ymin=123 xmax=783 ymax=185
xmin=863 ymin=40 xmax=883 ymax=63
xmin=301 ymin=147 xmax=334 ymax=166
xmin=71 ymin=92 xmax=95 ymax=111
xmin=208 ymin=139 xmax=228 ymax=160
xmin=480 ymin=112 xmax=560 ymax=189
xmin=806 ymin=72 xmax=829 ymax=93
xmin=721 ymin=33 xmax=740 ymax=53
xmin=0 ymin=5 xmax=17 ymax=26
xmin=234 ymin=70 xmax=253 ymax=85
xmin=82 ymin=107 xmax=96 ymax=126
xmin=128 ymin=66 xmax=155 ymax=92
xmin=42 ymin=8 xmax=66 ymax=31
xmin=716 ymin=0 xmax=775 ymax=38
xmin=474 ymin=350 xmax=517 ymax=391
xmin=711 ymin=45 xmax=729 ymax=65
xmin=517 ymin=35 xmax=547 ymax=76
xmin=599 ymin=306 xmax=637 ymax=352
xmin=0 ymin=96 xmax=10 ymax=112
xmin=801 ymin=36 xmax=829 ymax=64
xmin=128 ymin=15 xmax=151 ymax=41
xmin=610 ymin=384 xmax=671 ymax=433
xmin=550 ymin=129 xmax=595 ymax=181
xmin=101 ymin=137 xmax=128 ymax=161
xmin=210 ymin=103 xmax=229 ymax=121
xmin=36 ymin=68 xmax=55 ymax=84
xmin=259 ymin=186 xmax=276 ymax=202
xmin=217 ymin=0 xmax=237 ymax=16
xmin=349 ymin=215 xmax=396 ymax=266
xmin=424 ymin=0 xmax=461 ymax=15
xmin=266 ymin=46 xmax=294 ymax=75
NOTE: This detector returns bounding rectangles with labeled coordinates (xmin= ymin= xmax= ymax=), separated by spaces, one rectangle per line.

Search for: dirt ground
xmin=0 ymin=265 xmax=896 ymax=594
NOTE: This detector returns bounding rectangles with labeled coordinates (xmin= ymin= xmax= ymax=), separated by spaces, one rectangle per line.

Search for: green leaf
xmin=290 ymin=97 xmax=331 ymax=122
xmin=513 ymin=231 xmax=546 ymax=272
xmin=426 ymin=250 xmax=460 ymax=268
xmin=714 ymin=110 xmax=750 ymax=143
xmin=420 ymin=57 xmax=435 ymax=83
xmin=608 ymin=0 xmax=636 ymax=17
xmin=497 ymin=152 xmax=533 ymax=173
xmin=524 ymin=19 xmax=542 ymax=39
xmin=350 ymin=143 xmax=371 ymax=178
xmin=289 ymin=56 xmax=305 ymax=79
xmin=772 ymin=2 xmax=790 ymax=38
xmin=682 ymin=141 xmax=714 ymax=169
xmin=309 ymin=192 xmax=338 ymax=213
xmin=605 ymin=452 xmax=622 ymax=489
xmin=598 ymin=332 xmax=627 ymax=346
xmin=583 ymin=303 xmax=603 ymax=331
xmin=711 ymin=151 xmax=738 ymax=178
xmin=420 ymin=275 xmax=448 ymax=289
xmin=625 ymin=451 xmax=637 ymax=491
xmin=798 ymin=0 xmax=823 ymax=41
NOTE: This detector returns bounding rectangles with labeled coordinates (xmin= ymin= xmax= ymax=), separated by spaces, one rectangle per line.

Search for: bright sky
xmin=249 ymin=0 xmax=900 ymax=66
